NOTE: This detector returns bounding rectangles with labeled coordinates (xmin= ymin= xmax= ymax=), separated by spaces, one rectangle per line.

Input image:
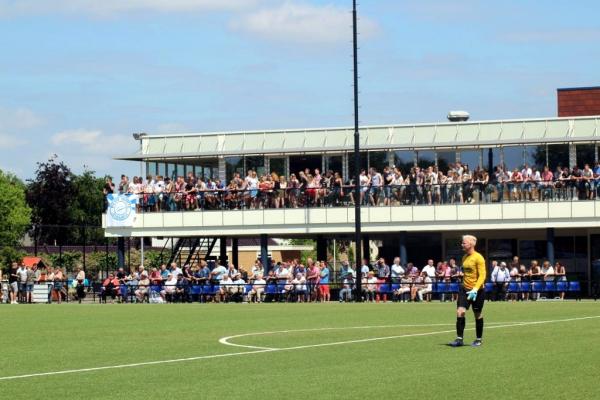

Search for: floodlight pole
xmin=352 ymin=0 xmax=362 ymax=302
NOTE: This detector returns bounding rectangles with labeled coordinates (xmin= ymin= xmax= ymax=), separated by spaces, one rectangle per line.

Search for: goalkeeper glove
xmin=467 ymin=288 xmax=478 ymax=301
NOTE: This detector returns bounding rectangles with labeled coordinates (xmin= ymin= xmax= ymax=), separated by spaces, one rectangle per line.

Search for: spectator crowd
xmin=104 ymin=161 xmax=600 ymax=211
xmin=1 ymin=254 xmax=574 ymax=304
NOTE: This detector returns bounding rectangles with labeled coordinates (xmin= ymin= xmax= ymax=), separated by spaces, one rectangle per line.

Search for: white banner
xmin=106 ymin=194 xmax=137 ymax=227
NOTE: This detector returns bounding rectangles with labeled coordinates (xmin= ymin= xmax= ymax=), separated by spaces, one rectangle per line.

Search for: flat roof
xmin=115 ymin=115 xmax=600 ymax=161
xmin=557 ymin=86 xmax=600 ymax=91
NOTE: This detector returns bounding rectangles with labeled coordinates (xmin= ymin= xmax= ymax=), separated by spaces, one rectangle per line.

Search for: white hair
xmin=462 ymin=234 xmax=477 ymax=246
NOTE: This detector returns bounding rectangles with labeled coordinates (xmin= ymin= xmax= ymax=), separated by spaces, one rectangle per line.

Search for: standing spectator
xmin=541 ymin=261 xmax=555 ymax=282
xmin=306 ymin=260 xmax=320 ymax=302
xmin=53 ymin=267 xmax=64 ymax=304
xmin=529 ymin=261 xmax=542 ymax=300
xmin=491 ymin=262 xmax=510 ymax=301
xmin=319 ymin=262 xmax=330 ymax=302
xmin=422 ymin=259 xmax=437 ymax=281
xmin=360 ymin=258 xmax=370 ymax=277
xmin=25 ymin=264 xmax=35 ymax=304
xmin=74 ymin=266 xmax=86 ymax=303
xmin=554 ymin=262 xmax=567 ymax=300
xmin=16 ymin=263 xmax=27 ymax=303
xmin=9 ymin=262 xmax=19 ymax=304
xmin=375 ymin=258 xmax=390 ymax=281
xmin=390 ymin=257 xmax=405 ymax=283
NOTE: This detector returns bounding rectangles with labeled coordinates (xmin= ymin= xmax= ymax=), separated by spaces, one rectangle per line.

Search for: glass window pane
xmin=369 ymin=151 xmax=388 ymax=172
xmin=459 ymin=149 xmax=481 ymax=170
xmin=393 ymin=150 xmax=414 ymax=174
xmin=547 ymin=144 xmax=569 ymax=170
xmin=176 ymin=164 xmax=185 ymax=178
xmin=225 ymin=156 xmax=244 ymax=182
xmin=502 ymin=146 xmax=523 ymax=170
xmin=555 ymin=237 xmax=573 ymax=259
xmin=523 ymin=145 xmax=542 ymax=169
xmin=482 ymin=148 xmax=502 ymax=172
xmin=437 ymin=151 xmax=456 ymax=173
xmin=167 ymin=163 xmax=176 ymax=180
xmin=246 ymin=156 xmax=265 ymax=176
xmin=519 ymin=240 xmax=546 ymax=261
xmin=269 ymin=158 xmax=286 ymax=176
xmin=576 ymin=144 xmax=595 ymax=168
xmin=348 ymin=152 xmax=368 ymax=180
xmin=157 ymin=163 xmax=166 ymax=178
xmin=417 ymin=150 xmax=435 ymax=169
xmin=488 ymin=239 xmax=517 ymax=260
xmin=325 ymin=156 xmax=342 ymax=175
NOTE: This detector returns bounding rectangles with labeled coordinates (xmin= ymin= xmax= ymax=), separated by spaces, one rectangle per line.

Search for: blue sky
xmin=1 ymin=0 xmax=599 ymax=179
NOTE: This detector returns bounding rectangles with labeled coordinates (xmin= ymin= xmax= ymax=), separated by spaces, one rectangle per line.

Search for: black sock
xmin=456 ymin=317 xmax=465 ymax=339
xmin=476 ymin=318 xmax=484 ymax=339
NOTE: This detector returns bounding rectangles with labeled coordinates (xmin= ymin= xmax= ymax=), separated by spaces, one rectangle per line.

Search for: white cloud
xmin=0 ymin=107 xmax=43 ymax=130
xmin=500 ymin=28 xmax=600 ymax=43
xmin=0 ymin=133 xmax=28 ymax=149
xmin=156 ymin=122 xmax=190 ymax=134
xmin=0 ymin=0 xmax=258 ymax=17
xmin=51 ymin=129 xmax=133 ymax=154
xmin=230 ymin=2 xmax=380 ymax=45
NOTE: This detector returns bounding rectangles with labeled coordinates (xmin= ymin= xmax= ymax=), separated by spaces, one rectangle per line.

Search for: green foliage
xmin=0 ymin=246 xmax=26 ymax=270
xmin=288 ymin=238 xmax=316 ymax=265
xmin=88 ymin=251 xmax=118 ymax=275
xmin=47 ymin=251 xmax=82 ymax=272
xmin=0 ymin=170 xmax=31 ymax=246
xmin=144 ymin=250 xmax=166 ymax=270
xmin=71 ymin=169 xmax=109 ymax=243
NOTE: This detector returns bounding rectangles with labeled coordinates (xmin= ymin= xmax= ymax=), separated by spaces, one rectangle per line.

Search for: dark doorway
xmin=379 ymin=233 xmax=442 ymax=268
xmin=289 ymin=155 xmax=322 ymax=177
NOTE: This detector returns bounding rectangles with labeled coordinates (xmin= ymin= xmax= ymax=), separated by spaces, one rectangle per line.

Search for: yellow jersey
xmin=461 ymin=251 xmax=486 ymax=291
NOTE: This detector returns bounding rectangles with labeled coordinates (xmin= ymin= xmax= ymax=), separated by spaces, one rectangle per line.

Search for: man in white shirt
xmin=422 ymin=260 xmax=437 ymax=281
xmin=161 ymin=273 xmax=178 ymax=302
xmin=491 ymin=261 xmax=511 ymax=301
xmin=390 ymin=257 xmax=405 ymax=282
xmin=210 ymin=263 xmax=228 ymax=282
xmin=230 ymin=273 xmax=246 ymax=303
xmin=218 ymin=275 xmax=233 ymax=302
xmin=169 ymin=262 xmax=183 ymax=279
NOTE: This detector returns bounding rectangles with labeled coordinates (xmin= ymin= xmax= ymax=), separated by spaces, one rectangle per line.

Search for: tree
xmin=0 ymin=170 xmax=31 ymax=247
xmin=26 ymin=155 xmax=77 ymax=245
xmin=71 ymin=169 xmax=110 ymax=244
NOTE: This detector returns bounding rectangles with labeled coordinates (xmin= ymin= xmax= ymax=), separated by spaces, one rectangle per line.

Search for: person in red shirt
xmin=101 ymin=272 xmax=120 ymax=304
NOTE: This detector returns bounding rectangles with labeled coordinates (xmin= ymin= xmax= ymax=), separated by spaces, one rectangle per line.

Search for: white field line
xmin=1 ymin=315 xmax=598 ymax=382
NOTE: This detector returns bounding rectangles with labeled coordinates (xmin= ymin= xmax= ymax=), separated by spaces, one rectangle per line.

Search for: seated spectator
xmin=291 ymin=273 xmax=307 ymax=303
xmin=229 ymin=273 xmax=246 ymax=303
xmin=218 ymin=275 xmax=233 ymax=303
xmin=491 ymin=261 xmax=510 ymax=301
xmin=394 ymin=276 xmax=412 ymax=302
xmin=161 ymin=273 xmax=177 ymax=302
xmin=135 ymin=272 xmax=150 ymax=303
xmin=248 ymin=274 xmax=266 ymax=303
xmin=363 ymin=271 xmax=378 ymax=302
xmin=175 ymin=274 xmax=190 ymax=303
xmin=339 ymin=274 xmax=354 ymax=302
xmin=101 ymin=272 xmax=120 ymax=304
xmin=417 ymin=274 xmax=433 ymax=302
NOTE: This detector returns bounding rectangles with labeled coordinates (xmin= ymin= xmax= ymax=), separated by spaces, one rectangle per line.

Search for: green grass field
xmin=1 ymin=301 xmax=599 ymax=399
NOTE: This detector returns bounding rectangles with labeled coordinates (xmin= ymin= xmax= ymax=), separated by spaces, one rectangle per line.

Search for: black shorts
xmin=457 ymin=287 xmax=485 ymax=312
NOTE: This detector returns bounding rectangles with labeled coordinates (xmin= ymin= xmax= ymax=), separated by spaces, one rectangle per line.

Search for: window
xmin=437 ymin=151 xmax=456 ymax=173
xmin=167 ymin=163 xmax=176 ymax=180
xmin=157 ymin=163 xmax=166 ymax=178
xmin=519 ymin=240 xmax=546 ymax=261
xmin=176 ymin=164 xmax=185 ymax=178
xmin=369 ymin=151 xmax=388 ymax=172
xmin=488 ymin=239 xmax=517 ymax=260
xmin=546 ymin=144 xmax=569 ymax=170
xmin=393 ymin=150 xmax=414 ymax=174
xmin=416 ymin=150 xmax=435 ymax=169
xmin=348 ymin=152 xmax=368 ymax=180
xmin=502 ymin=146 xmax=523 ymax=170
xmin=576 ymin=144 xmax=595 ymax=168
xmin=482 ymin=148 xmax=501 ymax=172
xmin=523 ymin=145 xmax=541 ymax=169
xmin=245 ymin=156 xmax=265 ymax=176
xmin=269 ymin=158 xmax=286 ymax=176
xmin=459 ymin=149 xmax=481 ymax=170
xmin=324 ymin=155 xmax=342 ymax=175
xmin=225 ymin=156 xmax=244 ymax=182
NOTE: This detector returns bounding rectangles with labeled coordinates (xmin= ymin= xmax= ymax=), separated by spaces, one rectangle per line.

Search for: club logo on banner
xmin=106 ymin=194 xmax=138 ymax=227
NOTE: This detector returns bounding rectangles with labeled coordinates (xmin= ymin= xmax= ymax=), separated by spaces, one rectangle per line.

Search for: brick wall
xmin=558 ymin=87 xmax=600 ymax=117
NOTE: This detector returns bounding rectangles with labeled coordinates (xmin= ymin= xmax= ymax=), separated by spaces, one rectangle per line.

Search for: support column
xmin=232 ymin=238 xmax=239 ymax=269
xmin=399 ymin=231 xmax=408 ymax=266
xmin=488 ymin=148 xmax=494 ymax=173
xmin=546 ymin=228 xmax=555 ymax=265
xmin=117 ymin=237 xmax=125 ymax=268
xmin=218 ymin=156 xmax=226 ymax=183
xmin=260 ymin=234 xmax=269 ymax=276
xmin=316 ymin=236 xmax=327 ymax=261
xmin=362 ymin=235 xmax=370 ymax=263
xmin=219 ymin=236 xmax=227 ymax=266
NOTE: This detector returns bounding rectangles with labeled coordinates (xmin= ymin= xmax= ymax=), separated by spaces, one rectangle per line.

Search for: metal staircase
xmin=163 ymin=237 xmax=218 ymax=267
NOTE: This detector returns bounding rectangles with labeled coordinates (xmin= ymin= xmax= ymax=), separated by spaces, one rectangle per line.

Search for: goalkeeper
xmin=449 ymin=234 xmax=487 ymax=347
